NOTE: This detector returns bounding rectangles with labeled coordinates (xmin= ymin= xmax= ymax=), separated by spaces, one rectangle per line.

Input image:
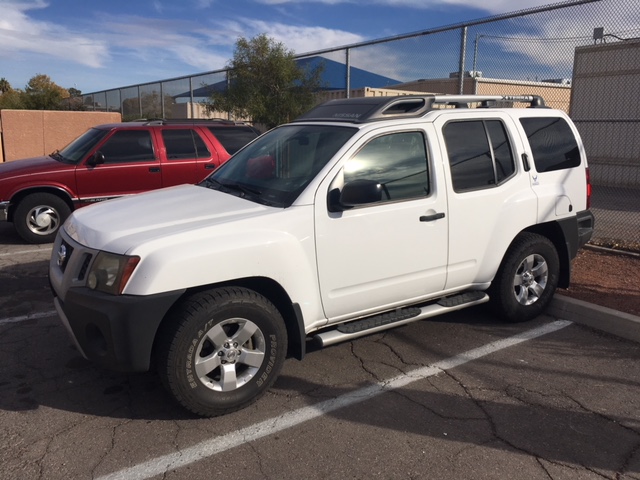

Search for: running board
xmin=313 ymin=291 xmax=489 ymax=348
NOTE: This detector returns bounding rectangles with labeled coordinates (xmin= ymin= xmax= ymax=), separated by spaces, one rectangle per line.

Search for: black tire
xmin=14 ymin=193 xmax=71 ymax=244
xmin=490 ymin=233 xmax=559 ymax=323
xmin=157 ymin=287 xmax=287 ymax=417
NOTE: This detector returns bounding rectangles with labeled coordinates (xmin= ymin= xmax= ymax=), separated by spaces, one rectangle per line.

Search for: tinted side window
xmin=98 ymin=130 xmax=155 ymax=163
xmin=520 ymin=117 xmax=580 ymax=172
xmin=443 ymin=120 xmax=515 ymax=192
xmin=207 ymin=126 xmax=259 ymax=154
xmin=343 ymin=131 xmax=429 ymax=203
xmin=163 ymin=129 xmax=210 ymax=160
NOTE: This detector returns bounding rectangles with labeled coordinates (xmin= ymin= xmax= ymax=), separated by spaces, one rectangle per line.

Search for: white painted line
xmin=96 ymin=320 xmax=572 ymax=480
xmin=0 ymin=247 xmax=52 ymax=257
xmin=0 ymin=310 xmax=58 ymax=326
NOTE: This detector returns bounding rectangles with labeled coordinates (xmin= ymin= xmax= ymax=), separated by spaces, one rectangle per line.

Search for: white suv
xmin=49 ymin=95 xmax=594 ymax=416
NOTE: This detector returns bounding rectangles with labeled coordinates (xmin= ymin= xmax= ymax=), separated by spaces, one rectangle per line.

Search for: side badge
xmin=532 ymin=174 xmax=539 ymax=186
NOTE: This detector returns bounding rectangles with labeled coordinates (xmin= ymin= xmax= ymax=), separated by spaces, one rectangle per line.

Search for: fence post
xmin=458 ymin=26 xmax=467 ymax=94
xmin=346 ymin=48 xmax=351 ymax=99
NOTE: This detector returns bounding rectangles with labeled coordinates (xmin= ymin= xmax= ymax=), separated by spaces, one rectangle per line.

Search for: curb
xmin=549 ymin=295 xmax=640 ymax=344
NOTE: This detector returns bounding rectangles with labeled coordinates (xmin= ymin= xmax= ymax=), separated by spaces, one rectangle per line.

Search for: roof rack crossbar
xmin=140 ymin=118 xmax=249 ymax=126
xmin=294 ymin=93 xmax=547 ymax=124
xmin=432 ymin=94 xmax=546 ymax=107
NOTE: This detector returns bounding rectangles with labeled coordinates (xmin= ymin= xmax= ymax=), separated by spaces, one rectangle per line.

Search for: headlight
xmin=87 ymin=252 xmax=140 ymax=295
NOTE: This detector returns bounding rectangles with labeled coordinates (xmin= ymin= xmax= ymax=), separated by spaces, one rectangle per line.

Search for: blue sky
xmin=0 ymin=0 xmax=602 ymax=94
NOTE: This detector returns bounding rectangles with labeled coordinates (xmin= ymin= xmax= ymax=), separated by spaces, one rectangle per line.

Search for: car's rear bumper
xmin=576 ymin=209 xmax=595 ymax=249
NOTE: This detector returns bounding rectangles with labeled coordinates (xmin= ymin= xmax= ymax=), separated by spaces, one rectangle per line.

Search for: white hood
xmin=64 ymin=184 xmax=272 ymax=253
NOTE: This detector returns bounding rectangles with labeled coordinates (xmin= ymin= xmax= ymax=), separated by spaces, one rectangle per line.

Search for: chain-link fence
xmin=79 ymin=0 xmax=640 ymax=251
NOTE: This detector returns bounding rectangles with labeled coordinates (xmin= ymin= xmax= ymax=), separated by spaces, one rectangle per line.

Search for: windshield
xmin=56 ymin=128 xmax=109 ymax=164
xmin=201 ymin=124 xmax=357 ymax=207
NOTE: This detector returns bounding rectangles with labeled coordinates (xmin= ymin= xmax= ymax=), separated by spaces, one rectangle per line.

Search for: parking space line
xmin=0 ymin=310 xmax=58 ymax=326
xmin=96 ymin=319 xmax=572 ymax=480
xmin=0 ymin=247 xmax=52 ymax=257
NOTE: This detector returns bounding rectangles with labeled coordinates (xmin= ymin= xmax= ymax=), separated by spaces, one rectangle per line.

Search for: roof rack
xmin=294 ymin=94 xmax=546 ymax=124
xmin=138 ymin=118 xmax=250 ymax=126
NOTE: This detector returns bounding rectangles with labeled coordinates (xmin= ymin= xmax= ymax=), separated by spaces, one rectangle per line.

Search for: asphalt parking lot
xmin=1 ymin=223 xmax=640 ymax=480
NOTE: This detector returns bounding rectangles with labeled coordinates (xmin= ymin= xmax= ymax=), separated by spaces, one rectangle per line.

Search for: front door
xmin=75 ymin=129 xmax=162 ymax=203
xmin=315 ymin=129 xmax=449 ymax=321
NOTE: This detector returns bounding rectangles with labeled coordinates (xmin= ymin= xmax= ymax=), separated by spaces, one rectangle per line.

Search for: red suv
xmin=0 ymin=119 xmax=259 ymax=243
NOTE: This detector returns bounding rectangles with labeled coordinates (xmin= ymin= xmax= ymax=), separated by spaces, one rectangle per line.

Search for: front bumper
xmin=53 ymin=287 xmax=184 ymax=372
xmin=49 ymin=228 xmax=185 ymax=371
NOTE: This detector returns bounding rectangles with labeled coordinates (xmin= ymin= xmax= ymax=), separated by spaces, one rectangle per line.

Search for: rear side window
xmin=162 ymin=129 xmax=210 ymax=160
xmin=520 ymin=117 xmax=580 ymax=172
xmin=207 ymin=126 xmax=259 ymax=154
xmin=443 ymin=120 xmax=515 ymax=192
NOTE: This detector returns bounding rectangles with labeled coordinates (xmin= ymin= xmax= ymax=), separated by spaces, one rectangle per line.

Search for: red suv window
xmin=99 ymin=130 xmax=155 ymax=163
xmin=163 ymin=129 xmax=211 ymax=159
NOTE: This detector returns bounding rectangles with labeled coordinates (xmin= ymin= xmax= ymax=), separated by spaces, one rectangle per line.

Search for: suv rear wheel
xmin=14 ymin=193 xmax=71 ymax=244
xmin=490 ymin=232 xmax=559 ymax=323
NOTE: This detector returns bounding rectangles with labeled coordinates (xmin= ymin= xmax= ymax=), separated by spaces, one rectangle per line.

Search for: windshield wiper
xmin=201 ymin=177 xmax=223 ymax=189
xmin=50 ymin=149 xmax=73 ymax=163
xmin=201 ymin=177 xmax=266 ymax=201
xmin=215 ymin=180 xmax=262 ymax=198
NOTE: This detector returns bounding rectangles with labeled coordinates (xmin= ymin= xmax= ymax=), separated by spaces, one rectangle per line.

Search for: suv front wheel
xmin=157 ymin=287 xmax=288 ymax=417
xmin=490 ymin=232 xmax=559 ymax=323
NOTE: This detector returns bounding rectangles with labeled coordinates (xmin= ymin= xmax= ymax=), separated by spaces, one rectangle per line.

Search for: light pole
xmin=472 ymin=34 xmax=485 ymax=76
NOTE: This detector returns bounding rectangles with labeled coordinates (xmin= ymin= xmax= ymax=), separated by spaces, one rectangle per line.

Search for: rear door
xmin=435 ymin=111 xmax=537 ymax=288
xmin=158 ymin=127 xmax=218 ymax=186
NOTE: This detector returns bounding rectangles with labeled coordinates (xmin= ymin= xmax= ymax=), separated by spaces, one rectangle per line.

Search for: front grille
xmin=77 ymin=253 xmax=92 ymax=281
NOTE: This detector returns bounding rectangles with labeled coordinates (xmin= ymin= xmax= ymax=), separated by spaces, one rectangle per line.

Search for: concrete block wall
xmin=0 ymin=110 xmax=121 ymax=162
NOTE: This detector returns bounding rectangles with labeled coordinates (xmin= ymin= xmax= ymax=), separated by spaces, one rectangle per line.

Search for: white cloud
xmin=234 ymin=18 xmax=365 ymax=53
xmin=0 ymin=0 xmax=109 ymax=68
xmin=486 ymin=2 xmax=640 ymax=71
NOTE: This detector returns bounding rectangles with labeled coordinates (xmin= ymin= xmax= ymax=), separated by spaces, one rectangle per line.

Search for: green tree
xmin=0 ymin=89 xmax=24 ymax=109
xmin=0 ymin=78 xmax=25 ymax=109
xmin=62 ymin=87 xmax=86 ymax=111
xmin=22 ymin=74 xmax=69 ymax=110
xmin=0 ymin=77 xmax=12 ymax=95
xmin=208 ymin=34 xmax=324 ymax=129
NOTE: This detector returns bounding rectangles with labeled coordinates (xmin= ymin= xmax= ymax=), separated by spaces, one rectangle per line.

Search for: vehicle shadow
xmin=1 ymin=309 xmax=637 ymax=475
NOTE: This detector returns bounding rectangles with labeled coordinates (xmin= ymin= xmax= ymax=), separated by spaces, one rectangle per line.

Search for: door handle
xmin=205 ymin=164 xmax=216 ymax=169
xmin=420 ymin=212 xmax=445 ymax=222
xmin=149 ymin=167 xmax=161 ymax=173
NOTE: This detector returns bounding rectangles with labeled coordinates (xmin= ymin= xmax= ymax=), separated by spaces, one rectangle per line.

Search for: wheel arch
xmin=152 ymin=277 xmax=306 ymax=369
xmin=8 ymin=186 xmax=75 ymax=223
xmin=522 ymin=221 xmax=571 ymax=288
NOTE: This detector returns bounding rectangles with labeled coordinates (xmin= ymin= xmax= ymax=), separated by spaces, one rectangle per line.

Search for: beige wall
xmin=0 ymin=110 xmax=121 ymax=162
xmin=570 ymin=39 xmax=640 ymax=188
xmin=316 ymin=86 xmax=431 ymax=102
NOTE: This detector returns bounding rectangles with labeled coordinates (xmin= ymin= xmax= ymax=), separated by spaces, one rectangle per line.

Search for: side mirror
xmin=87 ymin=151 xmax=105 ymax=167
xmin=328 ymin=179 xmax=383 ymax=212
